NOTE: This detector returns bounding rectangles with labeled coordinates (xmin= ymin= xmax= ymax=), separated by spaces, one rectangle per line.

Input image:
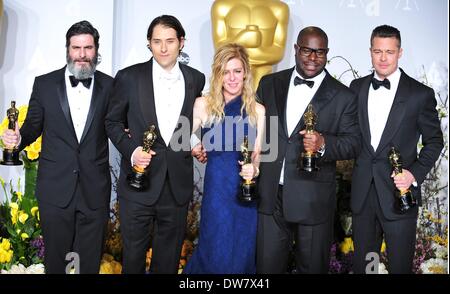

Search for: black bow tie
xmin=371 ymin=77 xmax=391 ymax=90
xmin=69 ymin=76 xmax=92 ymax=89
xmin=294 ymin=76 xmax=314 ymax=88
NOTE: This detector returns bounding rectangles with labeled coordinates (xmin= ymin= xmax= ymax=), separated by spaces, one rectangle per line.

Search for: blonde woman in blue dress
xmin=184 ymin=43 xmax=265 ymax=274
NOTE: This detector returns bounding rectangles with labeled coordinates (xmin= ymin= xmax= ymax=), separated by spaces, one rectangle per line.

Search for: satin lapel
xmin=79 ymin=74 xmax=102 ymax=144
xmin=173 ymin=65 xmax=195 ymax=135
xmin=291 ymin=72 xmax=335 ymax=137
xmin=359 ymin=75 xmax=375 ymax=154
xmin=376 ymin=72 xmax=409 ymax=154
xmin=56 ymin=70 xmax=78 ymax=145
xmin=178 ymin=65 xmax=195 ymax=122
xmin=274 ymin=69 xmax=291 ymax=138
xmin=138 ymin=60 xmax=161 ymax=136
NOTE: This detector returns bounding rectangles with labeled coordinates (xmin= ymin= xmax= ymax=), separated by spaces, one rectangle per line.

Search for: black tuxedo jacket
xmin=350 ymin=69 xmax=443 ymax=220
xmin=257 ymin=68 xmax=360 ymax=224
xmin=19 ymin=67 xmax=113 ymax=209
xmin=105 ymin=59 xmax=205 ymax=206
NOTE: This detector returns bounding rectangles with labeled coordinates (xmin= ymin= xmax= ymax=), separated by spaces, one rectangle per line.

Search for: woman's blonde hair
xmin=204 ymin=43 xmax=257 ymax=126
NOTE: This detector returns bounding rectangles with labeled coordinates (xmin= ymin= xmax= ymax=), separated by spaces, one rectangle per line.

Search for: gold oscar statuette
xmin=239 ymin=135 xmax=258 ymax=202
xmin=1 ymin=101 xmax=23 ymax=166
xmin=388 ymin=146 xmax=416 ymax=213
xmin=298 ymin=104 xmax=319 ymax=172
xmin=127 ymin=125 xmax=157 ymax=191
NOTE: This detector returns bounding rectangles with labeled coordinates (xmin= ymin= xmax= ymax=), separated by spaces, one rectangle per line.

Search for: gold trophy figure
xmin=239 ymin=135 xmax=258 ymax=202
xmin=211 ymin=0 xmax=289 ymax=89
xmin=298 ymin=104 xmax=319 ymax=172
xmin=1 ymin=101 xmax=23 ymax=166
xmin=388 ymin=147 xmax=416 ymax=213
xmin=127 ymin=125 xmax=157 ymax=191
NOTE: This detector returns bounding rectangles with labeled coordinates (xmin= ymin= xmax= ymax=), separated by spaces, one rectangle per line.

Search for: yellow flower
xmin=20 ymin=233 xmax=29 ymax=241
xmin=0 ymin=249 xmax=13 ymax=264
xmin=17 ymin=105 xmax=28 ymax=126
xmin=429 ymin=265 xmax=446 ymax=274
xmin=18 ymin=212 xmax=29 ymax=224
xmin=380 ymin=240 xmax=386 ymax=253
xmin=16 ymin=191 xmax=23 ymax=202
xmin=9 ymin=202 xmax=19 ymax=210
xmin=25 ymin=149 xmax=40 ymax=160
xmin=31 ymin=206 xmax=39 ymax=217
xmin=0 ymin=238 xmax=11 ymax=251
xmin=0 ymin=176 xmax=5 ymax=187
xmin=431 ymin=235 xmax=448 ymax=247
xmin=99 ymin=254 xmax=122 ymax=274
xmin=24 ymin=136 xmax=42 ymax=160
xmin=339 ymin=237 xmax=354 ymax=254
xmin=99 ymin=261 xmax=114 ymax=274
xmin=10 ymin=209 xmax=18 ymax=225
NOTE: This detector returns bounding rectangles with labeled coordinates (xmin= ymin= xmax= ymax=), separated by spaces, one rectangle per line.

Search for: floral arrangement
xmin=0 ymin=104 xmax=44 ymax=273
xmin=0 ymin=177 xmax=43 ymax=271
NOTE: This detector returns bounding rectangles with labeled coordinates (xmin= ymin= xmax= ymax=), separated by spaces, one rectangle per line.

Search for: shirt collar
xmin=292 ymin=68 xmax=326 ymax=85
xmin=152 ymin=58 xmax=182 ymax=81
xmin=374 ymin=67 xmax=401 ymax=83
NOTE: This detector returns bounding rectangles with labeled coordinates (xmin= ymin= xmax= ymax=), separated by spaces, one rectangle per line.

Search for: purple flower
xmin=30 ymin=236 xmax=45 ymax=260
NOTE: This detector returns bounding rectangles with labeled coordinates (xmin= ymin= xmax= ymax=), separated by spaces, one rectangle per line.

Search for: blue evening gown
xmin=184 ymin=96 xmax=257 ymax=274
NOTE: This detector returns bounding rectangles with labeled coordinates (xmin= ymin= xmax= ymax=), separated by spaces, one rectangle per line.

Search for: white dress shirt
xmin=280 ymin=69 xmax=326 ymax=185
xmin=153 ymin=59 xmax=185 ymax=145
xmin=65 ymin=67 xmax=94 ymax=142
xmin=368 ymin=68 xmax=401 ymax=151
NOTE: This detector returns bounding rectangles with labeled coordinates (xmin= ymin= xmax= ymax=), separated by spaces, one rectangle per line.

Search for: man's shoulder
xmin=349 ymin=73 xmax=371 ymax=90
xmin=35 ymin=67 xmax=66 ymax=82
xmin=259 ymin=68 xmax=293 ymax=85
xmin=400 ymin=69 xmax=433 ymax=92
xmin=118 ymin=60 xmax=150 ymax=75
xmin=95 ymin=70 xmax=113 ymax=81
xmin=180 ymin=63 xmax=205 ymax=79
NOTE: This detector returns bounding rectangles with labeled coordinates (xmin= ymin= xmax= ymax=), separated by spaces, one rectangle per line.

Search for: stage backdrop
xmin=0 ymin=0 xmax=448 ymax=205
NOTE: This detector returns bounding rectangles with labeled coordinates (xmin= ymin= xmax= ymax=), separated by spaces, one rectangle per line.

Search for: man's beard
xmin=66 ymin=53 xmax=98 ymax=79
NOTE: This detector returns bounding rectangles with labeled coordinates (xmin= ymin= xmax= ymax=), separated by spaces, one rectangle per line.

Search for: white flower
xmin=25 ymin=263 xmax=45 ymax=274
xmin=1 ymin=264 xmax=27 ymax=274
xmin=426 ymin=62 xmax=448 ymax=92
xmin=420 ymin=258 xmax=448 ymax=274
xmin=0 ymin=263 xmax=45 ymax=274
xmin=431 ymin=243 xmax=448 ymax=259
xmin=378 ymin=262 xmax=388 ymax=274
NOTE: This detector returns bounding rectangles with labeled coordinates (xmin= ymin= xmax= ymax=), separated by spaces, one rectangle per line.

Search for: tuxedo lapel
xmin=79 ymin=73 xmax=103 ymax=144
xmin=291 ymin=71 xmax=335 ymax=137
xmin=138 ymin=59 xmax=161 ymax=140
xmin=56 ymin=68 xmax=78 ymax=145
xmin=376 ymin=72 xmax=409 ymax=154
xmin=275 ymin=69 xmax=291 ymax=138
xmin=178 ymin=64 xmax=195 ymax=125
xmin=359 ymin=75 xmax=375 ymax=154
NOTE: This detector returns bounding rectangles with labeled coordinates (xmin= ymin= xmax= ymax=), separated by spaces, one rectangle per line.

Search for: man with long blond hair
xmin=185 ymin=43 xmax=265 ymax=274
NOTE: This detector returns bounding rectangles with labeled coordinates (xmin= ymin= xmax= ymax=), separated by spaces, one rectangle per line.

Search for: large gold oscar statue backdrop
xmin=211 ymin=0 xmax=289 ymax=88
